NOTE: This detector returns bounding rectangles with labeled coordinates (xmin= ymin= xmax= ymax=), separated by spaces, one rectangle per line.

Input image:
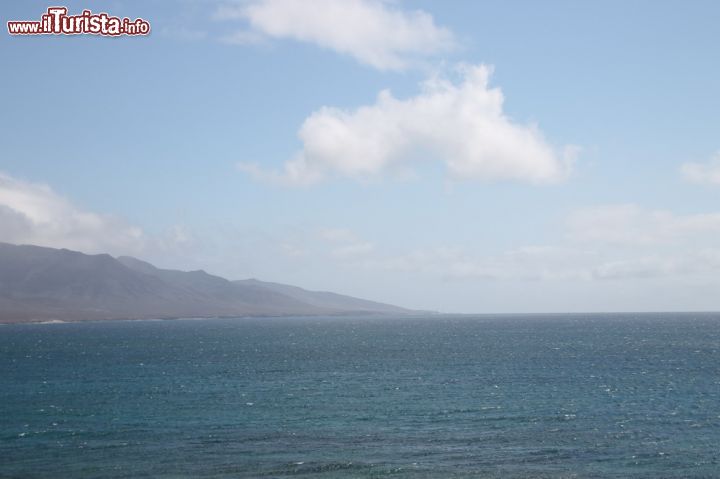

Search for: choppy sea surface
xmin=1 ymin=313 xmax=719 ymax=478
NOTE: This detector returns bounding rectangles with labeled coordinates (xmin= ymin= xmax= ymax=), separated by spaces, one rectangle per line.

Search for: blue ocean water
xmin=1 ymin=314 xmax=719 ymax=478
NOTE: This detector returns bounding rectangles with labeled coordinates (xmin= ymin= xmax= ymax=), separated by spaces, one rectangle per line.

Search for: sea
xmin=1 ymin=313 xmax=719 ymax=478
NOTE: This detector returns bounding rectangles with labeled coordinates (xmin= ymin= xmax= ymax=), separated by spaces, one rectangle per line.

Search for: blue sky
xmin=2 ymin=0 xmax=720 ymax=313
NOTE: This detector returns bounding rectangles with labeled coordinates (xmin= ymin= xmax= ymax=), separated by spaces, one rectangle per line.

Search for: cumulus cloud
xmin=681 ymin=151 xmax=720 ymax=185
xmin=239 ymin=64 xmax=575 ymax=185
xmin=0 ymin=172 xmax=145 ymax=255
xmin=215 ymin=0 xmax=455 ymax=70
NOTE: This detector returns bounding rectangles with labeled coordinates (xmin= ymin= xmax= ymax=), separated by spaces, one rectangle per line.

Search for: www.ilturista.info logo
xmin=7 ymin=7 xmax=150 ymax=36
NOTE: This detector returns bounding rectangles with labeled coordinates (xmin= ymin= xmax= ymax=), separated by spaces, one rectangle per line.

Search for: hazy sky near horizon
xmin=2 ymin=0 xmax=720 ymax=313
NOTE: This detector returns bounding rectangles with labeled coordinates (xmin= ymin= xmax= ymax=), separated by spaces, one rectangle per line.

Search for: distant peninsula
xmin=0 ymin=242 xmax=415 ymax=324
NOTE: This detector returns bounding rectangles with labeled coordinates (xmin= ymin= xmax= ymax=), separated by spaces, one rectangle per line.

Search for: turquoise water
xmin=1 ymin=314 xmax=719 ymax=478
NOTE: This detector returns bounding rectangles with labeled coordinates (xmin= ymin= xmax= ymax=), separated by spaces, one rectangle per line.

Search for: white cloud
xmin=591 ymin=256 xmax=677 ymax=280
xmin=215 ymin=0 xmax=455 ymax=70
xmin=567 ymin=204 xmax=720 ymax=246
xmin=311 ymin=205 xmax=720 ymax=284
xmin=351 ymin=242 xmax=720 ymax=283
xmin=0 ymin=172 xmax=145 ymax=255
xmin=590 ymin=249 xmax=720 ymax=280
xmin=414 ymin=205 xmax=720 ymax=282
xmin=681 ymin=151 xmax=720 ymax=185
xmin=356 ymin=245 xmax=597 ymax=282
xmin=239 ymin=64 xmax=575 ymax=185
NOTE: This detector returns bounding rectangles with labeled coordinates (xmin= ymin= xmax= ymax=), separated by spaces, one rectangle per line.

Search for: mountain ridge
xmin=0 ymin=242 xmax=414 ymax=323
